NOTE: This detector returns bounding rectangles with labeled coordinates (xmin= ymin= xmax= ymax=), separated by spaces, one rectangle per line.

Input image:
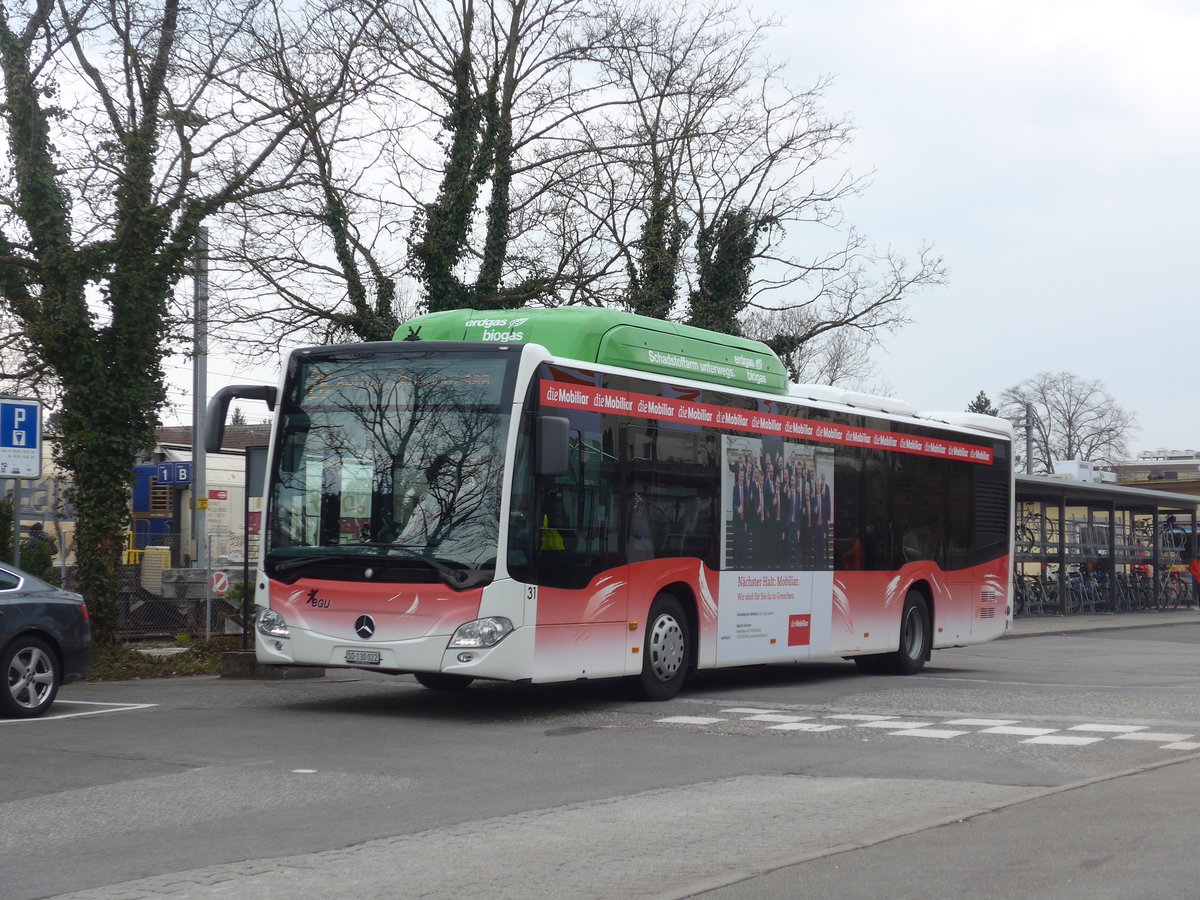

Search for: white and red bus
xmin=208 ymin=308 xmax=1013 ymax=699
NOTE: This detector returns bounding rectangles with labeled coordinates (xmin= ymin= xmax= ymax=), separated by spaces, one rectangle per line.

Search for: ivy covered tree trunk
xmin=0 ymin=3 xmax=184 ymax=642
xmin=1 ymin=1 xmax=316 ymax=642
xmin=687 ymin=208 xmax=762 ymax=336
xmin=626 ymin=173 xmax=685 ymax=320
xmin=409 ymin=10 xmax=494 ymax=314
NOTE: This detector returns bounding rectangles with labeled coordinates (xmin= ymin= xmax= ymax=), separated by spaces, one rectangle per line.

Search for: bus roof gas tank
xmin=396 ymin=307 xmax=789 ymax=396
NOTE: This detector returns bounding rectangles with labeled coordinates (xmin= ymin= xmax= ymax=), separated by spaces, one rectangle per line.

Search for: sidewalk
xmin=1009 ymin=606 xmax=1200 ymax=637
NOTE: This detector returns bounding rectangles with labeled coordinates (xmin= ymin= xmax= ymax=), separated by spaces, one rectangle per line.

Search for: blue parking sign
xmin=0 ymin=397 xmax=42 ymax=477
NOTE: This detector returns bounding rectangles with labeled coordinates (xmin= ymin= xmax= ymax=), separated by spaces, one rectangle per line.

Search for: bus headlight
xmin=257 ymin=608 xmax=290 ymax=638
xmin=449 ymin=617 xmax=513 ymax=648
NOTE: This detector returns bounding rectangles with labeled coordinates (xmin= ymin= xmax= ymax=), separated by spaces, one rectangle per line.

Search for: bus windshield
xmin=266 ymin=346 xmax=517 ymax=589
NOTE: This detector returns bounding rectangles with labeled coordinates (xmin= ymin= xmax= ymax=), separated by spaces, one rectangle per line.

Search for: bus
xmin=207 ymin=307 xmax=1013 ymax=700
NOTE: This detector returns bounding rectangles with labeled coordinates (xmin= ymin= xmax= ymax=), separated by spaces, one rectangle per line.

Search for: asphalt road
xmin=3 ymin=611 xmax=1199 ymax=899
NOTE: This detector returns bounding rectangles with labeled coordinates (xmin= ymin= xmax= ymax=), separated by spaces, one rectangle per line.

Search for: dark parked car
xmin=1 ymin=561 xmax=92 ymax=718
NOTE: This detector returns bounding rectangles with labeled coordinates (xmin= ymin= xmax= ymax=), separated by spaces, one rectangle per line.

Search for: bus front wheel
xmin=636 ymin=594 xmax=690 ymax=701
xmin=414 ymin=672 xmax=475 ymax=691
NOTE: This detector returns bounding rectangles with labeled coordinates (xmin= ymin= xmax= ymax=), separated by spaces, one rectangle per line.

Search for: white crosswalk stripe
xmin=651 ymin=708 xmax=1200 ymax=752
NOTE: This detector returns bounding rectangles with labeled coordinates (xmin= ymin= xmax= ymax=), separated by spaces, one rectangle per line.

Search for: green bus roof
xmin=395 ymin=307 xmax=789 ymax=395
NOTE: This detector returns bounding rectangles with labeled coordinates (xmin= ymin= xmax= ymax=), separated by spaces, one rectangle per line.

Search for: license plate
xmin=345 ymin=649 xmax=382 ymax=665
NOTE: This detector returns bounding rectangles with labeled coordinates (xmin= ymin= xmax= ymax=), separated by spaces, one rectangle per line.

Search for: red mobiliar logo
xmin=788 ymin=614 xmax=811 ymax=647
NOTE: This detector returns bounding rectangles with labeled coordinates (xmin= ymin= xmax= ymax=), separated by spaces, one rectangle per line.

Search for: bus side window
xmin=532 ymin=414 xmax=621 ymax=588
xmin=623 ymin=427 xmax=719 ymax=568
xmin=507 ymin=413 xmax=538 ymax=580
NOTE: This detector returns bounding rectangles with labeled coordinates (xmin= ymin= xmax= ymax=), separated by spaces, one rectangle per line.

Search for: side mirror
xmin=206 ymin=385 xmax=277 ymax=452
xmin=535 ymin=415 xmax=570 ymax=477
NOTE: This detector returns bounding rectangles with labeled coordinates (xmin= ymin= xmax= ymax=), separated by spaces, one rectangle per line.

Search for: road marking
xmin=1023 ymin=735 xmax=1105 ymax=746
xmin=657 ymin=716 xmax=726 ymax=725
xmin=1112 ymin=732 xmax=1194 ymax=743
xmin=660 ymin=709 xmax=1200 ymax=753
xmin=888 ymin=728 xmax=970 ymax=739
xmin=980 ymin=726 xmax=1059 ymax=736
xmin=0 ymin=700 xmax=157 ymax=724
xmin=827 ymin=714 xmax=894 ymax=721
xmin=768 ymin=723 xmax=846 ymax=732
xmin=1069 ymin=724 xmax=1147 ymax=733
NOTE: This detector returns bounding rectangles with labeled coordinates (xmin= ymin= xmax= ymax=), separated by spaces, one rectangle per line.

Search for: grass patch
xmin=87 ymin=636 xmax=245 ymax=681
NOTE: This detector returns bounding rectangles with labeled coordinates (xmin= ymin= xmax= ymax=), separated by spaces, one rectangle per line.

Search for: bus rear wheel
xmin=853 ymin=589 xmax=930 ymax=676
xmin=636 ymin=594 xmax=690 ymax=701
xmin=414 ymin=672 xmax=475 ymax=691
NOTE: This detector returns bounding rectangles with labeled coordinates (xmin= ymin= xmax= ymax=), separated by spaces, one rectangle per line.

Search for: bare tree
xmin=566 ymin=1 xmax=944 ymax=349
xmin=202 ymin=0 xmax=945 ymax=367
xmin=209 ymin=0 xmax=621 ymax=349
xmin=0 ymin=308 xmax=58 ymax=406
xmin=210 ymin=1 xmax=415 ymax=349
xmin=0 ymin=0 xmax=339 ymax=640
xmin=742 ymin=306 xmax=877 ymax=387
xmin=1000 ymin=372 xmax=1136 ymax=474
xmin=372 ymin=0 xmax=616 ymax=311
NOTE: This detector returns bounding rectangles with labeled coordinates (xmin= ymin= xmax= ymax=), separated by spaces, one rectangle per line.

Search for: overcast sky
xmin=167 ymin=0 xmax=1197 ymax=457
xmin=753 ymin=0 xmax=1198 ymax=454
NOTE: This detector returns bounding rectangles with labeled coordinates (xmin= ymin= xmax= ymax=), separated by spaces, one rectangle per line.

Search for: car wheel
xmin=414 ymin=672 xmax=475 ymax=691
xmin=2 ymin=637 xmax=61 ymax=718
xmin=636 ymin=594 xmax=690 ymax=701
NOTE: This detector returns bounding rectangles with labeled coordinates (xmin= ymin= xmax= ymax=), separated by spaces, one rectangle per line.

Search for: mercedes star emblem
xmin=354 ymin=615 xmax=376 ymax=640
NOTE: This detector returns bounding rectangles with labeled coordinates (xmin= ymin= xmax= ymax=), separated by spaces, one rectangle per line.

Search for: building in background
xmin=135 ymin=424 xmax=271 ymax=567
xmin=1100 ymin=450 xmax=1200 ymax=500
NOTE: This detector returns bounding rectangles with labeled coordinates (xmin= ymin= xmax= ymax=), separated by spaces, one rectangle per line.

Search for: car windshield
xmin=265 ymin=347 xmax=516 ymax=588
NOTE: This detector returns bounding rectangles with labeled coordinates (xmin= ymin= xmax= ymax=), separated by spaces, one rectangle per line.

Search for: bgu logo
xmin=787 ymin=614 xmax=811 ymax=647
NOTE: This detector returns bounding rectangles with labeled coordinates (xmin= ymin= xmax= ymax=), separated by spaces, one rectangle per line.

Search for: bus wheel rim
xmin=902 ymin=606 xmax=924 ymax=658
xmin=649 ymin=614 xmax=685 ymax=681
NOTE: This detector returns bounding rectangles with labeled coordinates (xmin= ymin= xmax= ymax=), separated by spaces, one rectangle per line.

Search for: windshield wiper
xmin=268 ymin=545 xmax=488 ymax=589
xmin=270 ymin=555 xmax=362 ymax=583
xmin=385 ymin=545 xmax=476 ymax=588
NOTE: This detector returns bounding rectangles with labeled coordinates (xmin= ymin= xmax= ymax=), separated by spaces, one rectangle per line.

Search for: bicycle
xmin=1012 ymin=573 xmax=1029 ymax=617
xmin=1013 ymin=573 xmax=1050 ymax=617
xmin=1159 ymin=571 xmax=1186 ymax=609
xmin=1015 ymin=509 xmax=1059 ymax=557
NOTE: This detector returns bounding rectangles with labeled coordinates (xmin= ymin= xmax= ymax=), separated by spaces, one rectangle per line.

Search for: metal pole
xmin=1057 ymin=498 xmax=1067 ymax=614
xmin=1025 ymin=403 xmax=1034 ymax=475
xmin=205 ymin=533 xmax=213 ymax=643
xmin=10 ymin=478 xmax=19 ymax=567
xmin=192 ymin=226 xmax=209 ymax=571
xmin=242 ymin=459 xmax=251 ymax=651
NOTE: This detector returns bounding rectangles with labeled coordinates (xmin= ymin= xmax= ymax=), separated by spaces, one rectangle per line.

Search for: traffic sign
xmin=210 ymin=572 xmax=230 ymax=596
xmin=155 ymin=461 xmax=193 ymax=485
xmin=0 ymin=397 xmax=42 ymax=478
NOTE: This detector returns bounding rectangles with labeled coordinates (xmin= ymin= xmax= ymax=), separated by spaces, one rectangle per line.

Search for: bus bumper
xmin=255 ymin=623 xmax=536 ymax=681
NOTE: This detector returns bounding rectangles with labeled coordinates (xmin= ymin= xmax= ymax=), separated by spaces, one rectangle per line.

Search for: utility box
xmin=1053 ymin=460 xmax=1095 ymax=483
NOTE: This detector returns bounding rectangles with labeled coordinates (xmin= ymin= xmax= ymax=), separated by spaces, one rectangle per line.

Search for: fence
xmin=116 ymin=531 xmax=252 ymax=641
